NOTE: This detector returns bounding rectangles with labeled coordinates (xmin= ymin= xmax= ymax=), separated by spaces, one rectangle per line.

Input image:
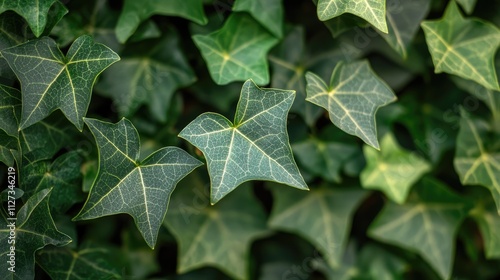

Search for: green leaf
xmin=233 ymin=0 xmax=283 ymax=38
xmin=192 ymin=13 xmax=278 ymax=85
xmin=0 ymin=0 xmax=63 ymax=37
xmin=1 ymin=35 xmax=120 ymax=130
xmin=454 ymin=111 xmax=500 ymax=213
xmin=179 ymin=80 xmax=308 ymax=204
xmin=292 ymin=137 xmax=358 ymax=182
xmin=369 ymin=177 xmax=472 ymax=280
xmin=73 ymin=118 xmax=202 ymax=249
xmin=0 ymin=85 xmax=20 ymax=165
xmin=116 ymin=0 xmax=207 ymax=43
xmin=164 ymin=173 xmax=268 ymax=279
xmin=96 ymin=32 xmax=196 ymax=122
xmin=0 ymin=188 xmax=71 ymax=280
xmin=469 ymin=188 xmax=500 ymax=259
xmin=357 ymin=243 xmax=408 ymax=279
xmin=379 ymin=0 xmax=430 ymax=58
xmin=36 ymin=242 xmax=124 ymax=279
xmin=453 ymin=77 xmax=500 ymax=121
xmin=316 ymin=0 xmax=388 ymax=33
xmin=360 ymin=132 xmax=431 ymax=204
xmin=421 ymin=1 xmax=500 ymax=91
xmin=305 ymin=60 xmax=397 ymax=149
xmin=456 ymin=0 xmax=477 ymax=14
xmin=269 ymin=184 xmax=367 ymax=269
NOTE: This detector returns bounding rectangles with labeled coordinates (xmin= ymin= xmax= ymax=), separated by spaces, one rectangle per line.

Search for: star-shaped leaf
xmin=269 ymin=183 xmax=367 ymax=269
xmin=0 ymin=0 xmax=64 ymax=37
xmin=1 ymin=35 xmax=120 ymax=130
xmin=454 ymin=110 xmax=500 ymax=213
xmin=164 ymin=172 xmax=268 ymax=279
xmin=73 ymin=118 xmax=202 ymax=248
xmin=192 ymin=13 xmax=278 ymax=85
xmin=0 ymin=188 xmax=72 ymax=280
xmin=305 ymin=60 xmax=397 ymax=149
xmin=96 ymin=32 xmax=196 ymax=122
xmin=421 ymin=1 xmax=500 ymax=91
xmin=116 ymin=0 xmax=207 ymax=43
xmin=360 ymin=132 xmax=431 ymax=204
xmin=233 ymin=0 xmax=284 ymax=38
xmin=179 ymin=80 xmax=308 ymax=204
xmin=316 ymin=0 xmax=388 ymax=33
xmin=369 ymin=177 xmax=472 ymax=280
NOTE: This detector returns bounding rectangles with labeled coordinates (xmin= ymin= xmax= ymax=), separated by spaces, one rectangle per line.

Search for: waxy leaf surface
xmin=233 ymin=0 xmax=283 ymax=38
xmin=179 ymin=80 xmax=308 ymax=204
xmin=305 ymin=60 xmax=396 ymax=149
xmin=1 ymin=35 xmax=119 ymax=130
xmin=74 ymin=118 xmax=202 ymax=248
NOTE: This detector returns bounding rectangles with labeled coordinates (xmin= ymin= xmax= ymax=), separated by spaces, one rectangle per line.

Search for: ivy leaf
xmin=456 ymin=0 xmax=477 ymax=14
xmin=233 ymin=0 xmax=283 ymax=38
xmin=315 ymin=0 xmax=388 ymax=33
xmin=379 ymin=0 xmax=430 ymax=58
xmin=116 ymin=0 xmax=207 ymax=43
xmin=1 ymin=35 xmax=120 ymax=130
xmin=179 ymin=80 xmax=308 ymax=204
xmin=164 ymin=173 xmax=268 ymax=279
xmin=0 ymin=188 xmax=72 ymax=280
xmin=192 ymin=13 xmax=278 ymax=85
xmin=469 ymin=188 xmax=500 ymax=259
xmin=360 ymin=133 xmax=431 ymax=204
xmin=0 ymin=85 xmax=20 ymax=165
xmin=305 ymin=60 xmax=397 ymax=149
xmin=96 ymin=32 xmax=196 ymax=122
xmin=0 ymin=0 xmax=62 ymax=37
xmin=454 ymin=111 xmax=500 ymax=213
xmin=453 ymin=77 xmax=500 ymax=121
xmin=36 ymin=242 xmax=124 ymax=279
xmin=269 ymin=184 xmax=367 ymax=269
xmin=369 ymin=177 xmax=472 ymax=280
xmin=421 ymin=1 xmax=500 ymax=91
xmin=73 ymin=118 xmax=202 ymax=249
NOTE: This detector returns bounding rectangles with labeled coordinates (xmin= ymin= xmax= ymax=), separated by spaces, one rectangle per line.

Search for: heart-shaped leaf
xmin=1 ymin=35 xmax=120 ymax=130
xmin=74 ymin=118 xmax=202 ymax=248
xmin=305 ymin=60 xmax=397 ymax=149
xmin=421 ymin=1 xmax=500 ymax=91
xmin=179 ymin=79 xmax=308 ymax=204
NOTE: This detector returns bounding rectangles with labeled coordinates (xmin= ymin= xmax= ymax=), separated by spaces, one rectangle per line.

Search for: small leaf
xmin=0 ymin=188 xmax=72 ymax=280
xmin=96 ymin=32 xmax=196 ymax=122
xmin=316 ymin=0 xmax=388 ymax=33
xmin=369 ymin=177 xmax=472 ymax=280
xmin=233 ymin=0 xmax=284 ymax=38
xmin=421 ymin=1 xmax=500 ymax=91
xmin=469 ymin=188 xmax=500 ymax=259
xmin=360 ymin=132 xmax=431 ymax=204
xmin=1 ymin=35 xmax=120 ymax=130
xmin=74 ymin=118 xmax=202 ymax=249
xmin=179 ymin=80 xmax=308 ymax=204
xmin=192 ymin=13 xmax=278 ymax=85
xmin=454 ymin=110 xmax=500 ymax=213
xmin=0 ymin=0 xmax=62 ymax=37
xmin=305 ymin=60 xmax=397 ymax=149
xmin=456 ymin=0 xmax=477 ymax=14
xmin=269 ymin=184 xmax=367 ymax=269
xmin=116 ymin=0 xmax=207 ymax=43
xmin=165 ymin=174 xmax=268 ymax=279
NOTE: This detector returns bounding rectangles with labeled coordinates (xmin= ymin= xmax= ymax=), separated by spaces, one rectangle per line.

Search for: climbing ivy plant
xmin=1 ymin=0 xmax=500 ymax=279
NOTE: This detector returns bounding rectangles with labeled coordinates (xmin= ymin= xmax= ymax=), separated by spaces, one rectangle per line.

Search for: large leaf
xmin=454 ymin=111 xmax=500 ymax=213
xmin=0 ymin=0 xmax=64 ymax=37
xmin=0 ymin=188 xmax=71 ymax=280
xmin=192 ymin=13 xmax=278 ymax=85
xmin=316 ymin=0 xmax=388 ymax=33
xmin=179 ymin=80 xmax=308 ymax=204
xmin=269 ymin=184 xmax=367 ymax=269
xmin=96 ymin=32 xmax=196 ymax=122
xmin=233 ymin=0 xmax=283 ymax=38
xmin=360 ymin=133 xmax=431 ymax=204
xmin=305 ymin=60 xmax=397 ymax=149
xmin=1 ymin=35 xmax=120 ymax=130
xmin=369 ymin=177 xmax=472 ymax=280
xmin=37 ymin=242 xmax=124 ymax=279
xmin=116 ymin=0 xmax=207 ymax=43
xmin=164 ymin=173 xmax=268 ymax=279
xmin=421 ymin=1 xmax=500 ymax=91
xmin=73 ymin=118 xmax=202 ymax=248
